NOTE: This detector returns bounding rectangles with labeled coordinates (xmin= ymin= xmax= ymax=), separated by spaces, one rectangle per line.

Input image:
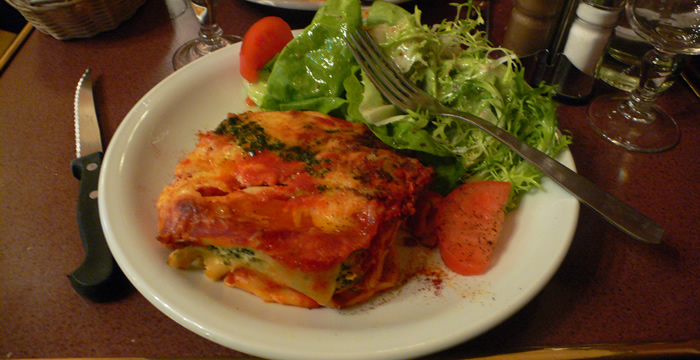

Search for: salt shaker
xmin=550 ymin=0 xmax=623 ymax=103
xmin=562 ymin=0 xmax=623 ymax=76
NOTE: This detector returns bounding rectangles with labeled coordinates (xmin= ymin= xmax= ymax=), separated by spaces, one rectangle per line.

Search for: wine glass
xmin=587 ymin=0 xmax=700 ymax=152
xmin=172 ymin=0 xmax=242 ymax=70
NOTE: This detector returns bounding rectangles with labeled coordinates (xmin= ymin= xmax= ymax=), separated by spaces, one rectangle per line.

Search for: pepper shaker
xmin=502 ymin=0 xmax=566 ymax=57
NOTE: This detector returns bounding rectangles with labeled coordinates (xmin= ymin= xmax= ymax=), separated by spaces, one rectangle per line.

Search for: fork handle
xmin=442 ymin=110 xmax=664 ymax=244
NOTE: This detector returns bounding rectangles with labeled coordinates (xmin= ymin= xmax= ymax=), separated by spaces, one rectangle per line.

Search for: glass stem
xmin=618 ymin=48 xmax=677 ymax=123
xmin=192 ymin=0 xmax=226 ymax=49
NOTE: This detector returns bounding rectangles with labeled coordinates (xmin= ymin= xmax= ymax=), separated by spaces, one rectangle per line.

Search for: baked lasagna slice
xmin=157 ymin=110 xmax=433 ymax=308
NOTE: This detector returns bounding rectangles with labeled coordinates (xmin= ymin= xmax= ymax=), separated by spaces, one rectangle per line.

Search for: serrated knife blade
xmin=73 ymin=68 xmax=102 ymax=157
xmin=68 ymin=68 xmax=129 ymax=302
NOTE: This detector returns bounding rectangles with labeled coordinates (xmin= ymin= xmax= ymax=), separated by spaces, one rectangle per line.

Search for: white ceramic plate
xmin=244 ymin=0 xmax=409 ymax=11
xmin=99 ymin=40 xmax=579 ymax=360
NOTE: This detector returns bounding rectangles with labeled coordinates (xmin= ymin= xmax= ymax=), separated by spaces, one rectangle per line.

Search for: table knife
xmin=68 ymin=68 xmax=129 ymax=302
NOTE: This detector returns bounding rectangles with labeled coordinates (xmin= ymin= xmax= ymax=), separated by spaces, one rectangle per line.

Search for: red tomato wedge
xmin=239 ymin=16 xmax=294 ymax=83
xmin=436 ymin=181 xmax=511 ymax=276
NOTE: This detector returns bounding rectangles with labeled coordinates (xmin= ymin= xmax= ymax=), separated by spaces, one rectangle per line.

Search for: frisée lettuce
xmin=246 ymin=0 xmax=572 ymax=210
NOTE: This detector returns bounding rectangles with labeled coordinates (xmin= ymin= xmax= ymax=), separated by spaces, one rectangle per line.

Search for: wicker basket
xmin=5 ymin=0 xmax=147 ymax=40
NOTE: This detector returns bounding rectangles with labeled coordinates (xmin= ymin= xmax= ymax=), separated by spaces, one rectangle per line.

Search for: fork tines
xmin=345 ymin=29 xmax=418 ymax=111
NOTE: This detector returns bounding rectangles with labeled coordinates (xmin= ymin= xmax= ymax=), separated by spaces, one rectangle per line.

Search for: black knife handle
xmin=69 ymin=152 xmax=130 ymax=302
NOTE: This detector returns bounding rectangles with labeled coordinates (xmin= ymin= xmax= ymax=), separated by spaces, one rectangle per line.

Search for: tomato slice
xmin=239 ymin=16 xmax=294 ymax=83
xmin=436 ymin=181 xmax=511 ymax=276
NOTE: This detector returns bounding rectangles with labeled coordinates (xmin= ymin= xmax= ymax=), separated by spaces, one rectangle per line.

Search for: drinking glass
xmin=587 ymin=0 xmax=700 ymax=152
xmin=172 ymin=0 xmax=241 ymax=70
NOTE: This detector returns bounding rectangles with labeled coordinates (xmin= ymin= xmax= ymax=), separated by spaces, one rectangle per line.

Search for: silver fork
xmin=346 ymin=29 xmax=664 ymax=244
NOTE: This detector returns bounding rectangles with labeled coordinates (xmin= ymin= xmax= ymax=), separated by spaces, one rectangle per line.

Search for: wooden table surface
xmin=1 ymin=0 xmax=698 ymax=359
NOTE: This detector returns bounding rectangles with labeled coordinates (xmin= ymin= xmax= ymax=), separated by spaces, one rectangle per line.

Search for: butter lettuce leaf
xmin=253 ymin=0 xmax=362 ymax=113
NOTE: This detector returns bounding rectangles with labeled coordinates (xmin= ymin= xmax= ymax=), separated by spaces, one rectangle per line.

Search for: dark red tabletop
xmin=1 ymin=0 xmax=698 ymax=358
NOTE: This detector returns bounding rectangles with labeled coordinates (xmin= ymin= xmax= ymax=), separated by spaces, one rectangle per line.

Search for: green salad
xmin=246 ymin=0 xmax=572 ymax=210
